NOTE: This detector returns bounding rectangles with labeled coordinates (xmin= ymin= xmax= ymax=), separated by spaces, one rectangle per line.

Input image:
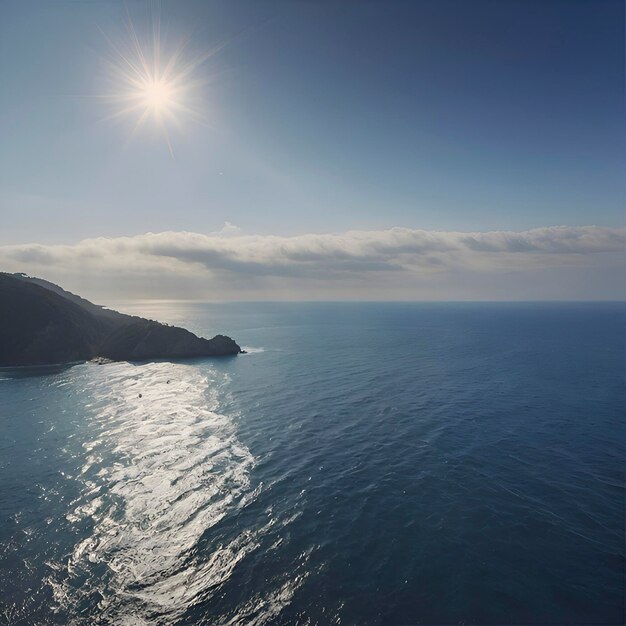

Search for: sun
xmin=99 ymin=10 xmax=211 ymax=156
xmin=141 ymin=79 xmax=174 ymax=113
xmin=119 ymin=73 xmax=182 ymax=126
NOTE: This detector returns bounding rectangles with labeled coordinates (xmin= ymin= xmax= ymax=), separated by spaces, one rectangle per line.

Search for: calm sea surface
xmin=0 ymin=302 xmax=624 ymax=625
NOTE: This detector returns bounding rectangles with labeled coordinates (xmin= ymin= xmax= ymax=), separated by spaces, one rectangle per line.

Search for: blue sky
xmin=0 ymin=0 xmax=623 ymax=300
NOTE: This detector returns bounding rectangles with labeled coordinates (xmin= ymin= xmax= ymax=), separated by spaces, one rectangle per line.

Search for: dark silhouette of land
xmin=0 ymin=273 xmax=242 ymax=366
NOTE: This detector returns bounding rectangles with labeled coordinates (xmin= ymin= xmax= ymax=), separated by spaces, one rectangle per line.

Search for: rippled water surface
xmin=0 ymin=303 xmax=624 ymax=624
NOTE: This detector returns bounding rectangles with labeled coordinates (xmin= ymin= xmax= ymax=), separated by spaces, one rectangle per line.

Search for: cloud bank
xmin=1 ymin=225 xmax=624 ymax=302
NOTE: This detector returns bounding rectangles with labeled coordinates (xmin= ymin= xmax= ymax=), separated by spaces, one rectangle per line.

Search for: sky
xmin=0 ymin=0 xmax=623 ymax=301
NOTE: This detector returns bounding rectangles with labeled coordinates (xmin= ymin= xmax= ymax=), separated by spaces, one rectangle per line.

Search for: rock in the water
xmin=90 ymin=356 xmax=115 ymax=365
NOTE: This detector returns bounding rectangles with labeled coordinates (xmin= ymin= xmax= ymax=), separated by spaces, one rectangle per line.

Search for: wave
xmin=241 ymin=346 xmax=266 ymax=354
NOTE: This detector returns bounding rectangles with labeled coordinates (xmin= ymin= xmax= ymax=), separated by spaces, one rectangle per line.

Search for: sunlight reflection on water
xmin=45 ymin=362 xmax=297 ymax=625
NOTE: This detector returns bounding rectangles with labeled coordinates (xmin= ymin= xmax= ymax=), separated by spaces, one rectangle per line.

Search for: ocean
xmin=0 ymin=302 xmax=623 ymax=625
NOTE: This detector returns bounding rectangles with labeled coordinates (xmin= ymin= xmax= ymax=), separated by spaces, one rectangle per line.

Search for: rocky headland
xmin=0 ymin=273 xmax=242 ymax=366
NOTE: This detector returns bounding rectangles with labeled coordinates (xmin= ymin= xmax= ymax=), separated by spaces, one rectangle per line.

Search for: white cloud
xmin=1 ymin=225 xmax=624 ymax=301
xmin=212 ymin=222 xmax=242 ymax=237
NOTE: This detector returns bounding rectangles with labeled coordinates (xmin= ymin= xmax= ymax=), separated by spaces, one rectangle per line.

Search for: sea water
xmin=0 ymin=302 xmax=623 ymax=624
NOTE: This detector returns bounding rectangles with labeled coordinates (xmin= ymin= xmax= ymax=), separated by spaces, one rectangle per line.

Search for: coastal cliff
xmin=0 ymin=273 xmax=242 ymax=366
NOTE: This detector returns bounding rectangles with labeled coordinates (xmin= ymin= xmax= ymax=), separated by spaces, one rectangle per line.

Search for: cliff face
xmin=0 ymin=273 xmax=242 ymax=366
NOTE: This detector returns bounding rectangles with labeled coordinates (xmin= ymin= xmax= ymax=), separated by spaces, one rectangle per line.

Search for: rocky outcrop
xmin=0 ymin=273 xmax=242 ymax=366
xmin=99 ymin=319 xmax=241 ymax=361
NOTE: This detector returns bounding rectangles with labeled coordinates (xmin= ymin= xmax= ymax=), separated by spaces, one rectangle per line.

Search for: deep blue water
xmin=0 ymin=302 xmax=624 ymax=625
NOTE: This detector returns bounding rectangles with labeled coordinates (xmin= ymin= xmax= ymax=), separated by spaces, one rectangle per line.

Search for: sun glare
xmin=141 ymin=79 xmax=174 ymax=112
xmin=100 ymin=10 xmax=214 ymax=157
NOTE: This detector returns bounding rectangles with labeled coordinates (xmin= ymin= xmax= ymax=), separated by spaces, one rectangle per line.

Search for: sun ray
xmin=98 ymin=4 xmax=208 ymax=156
xmin=98 ymin=5 xmax=263 ymax=153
